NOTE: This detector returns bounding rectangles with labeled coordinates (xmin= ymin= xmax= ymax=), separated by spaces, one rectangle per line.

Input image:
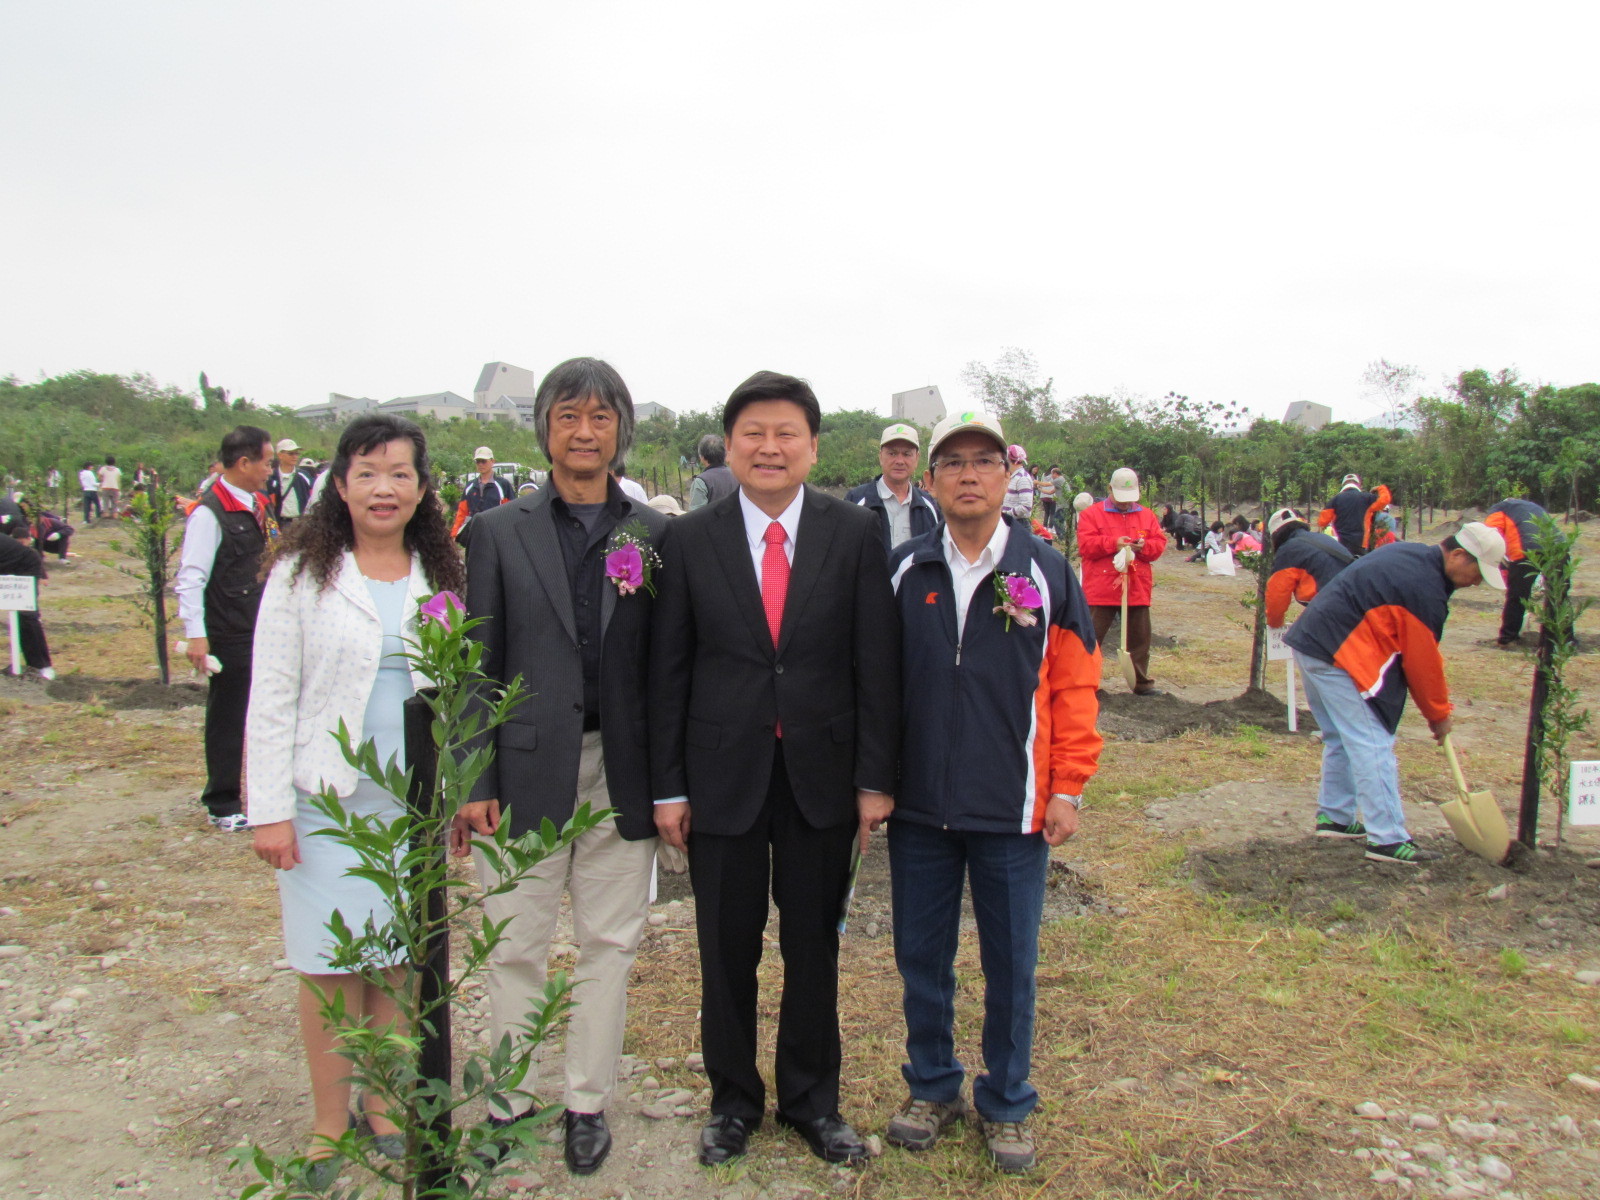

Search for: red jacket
xmin=1077 ymin=500 xmax=1167 ymax=605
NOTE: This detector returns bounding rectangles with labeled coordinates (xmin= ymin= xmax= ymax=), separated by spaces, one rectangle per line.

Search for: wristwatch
xmin=1052 ymin=793 xmax=1083 ymax=810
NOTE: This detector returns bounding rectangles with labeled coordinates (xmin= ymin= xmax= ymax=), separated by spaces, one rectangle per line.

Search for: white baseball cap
xmin=1110 ymin=467 xmax=1140 ymax=503
xmin=879 ymin=423 xmax=920 ymax=450
xmin=928 ymin=409 xmax=1006 ymax=457
xmin=1340 ymin=473 xmax=1362 ymax=489
xmin=275 ymin=437 xmax=301 ymax=453
xmin=1454 ymin=522 xmax=1507 ymax=590
xmin=1266 ymin=507 xmax=1303 ymax=537
xmin=473 ymin=446 xmax=495 ymax=461
xmin=1072 ymin=492 xmax=1095 ymax=512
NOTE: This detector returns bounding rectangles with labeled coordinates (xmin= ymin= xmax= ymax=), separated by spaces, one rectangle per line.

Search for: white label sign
xmin=1569 ymin=760 xmax=1600 ymax=827
xmin=0 ymin=576 xmax=37 ymax=612
xmin=1266 ymin=626 xmax=1293 ymax=662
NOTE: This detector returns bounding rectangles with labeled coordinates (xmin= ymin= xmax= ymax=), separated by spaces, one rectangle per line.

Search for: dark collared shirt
xmin=550 ymin=488 xmax=629 ymax=730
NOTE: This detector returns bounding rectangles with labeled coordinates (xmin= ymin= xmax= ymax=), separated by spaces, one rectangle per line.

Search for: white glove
xmin=175 ymin=641 xmax=224 ymax=677
xmin=1113 ymin=546 xmax=1133 ymax=573
xmin=657 ymin=844 xmax=689 ymax=874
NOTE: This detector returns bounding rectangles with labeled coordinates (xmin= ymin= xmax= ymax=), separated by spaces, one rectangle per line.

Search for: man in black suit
xmin=650 ymin=371 xmax=901 ymax=1166
xmin=453 ymin=357 xmax=668 ymax=1177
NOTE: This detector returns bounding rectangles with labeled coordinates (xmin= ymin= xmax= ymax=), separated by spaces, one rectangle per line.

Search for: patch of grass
xmin=1551 ymin=1017 xmax=1591 ymax=1044
xmin=185 ymin=988 xmax=217 ymax=1015
xmin=1498 ymin=947 xmax=1530 ymax=979
xmin=1255 ymin=987 xmax=1298 ymax=1008
xmin=1329 ymin=898 xmax=1358 ymax=921
xmin=1233 ymin=723 xmax=1269 ymax=758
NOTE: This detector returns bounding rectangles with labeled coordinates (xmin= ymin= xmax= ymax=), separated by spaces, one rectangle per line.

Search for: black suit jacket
xmin=648 ymin=485 xmax=901 ymax=837
xmin=464 ymin=481 xmax=667 ymax=840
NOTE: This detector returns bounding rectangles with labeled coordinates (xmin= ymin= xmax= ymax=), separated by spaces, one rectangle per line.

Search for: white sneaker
xmin=37 ymin=667 xmax=56 ymax=681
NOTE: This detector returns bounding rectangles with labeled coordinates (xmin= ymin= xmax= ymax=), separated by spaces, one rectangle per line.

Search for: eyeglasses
xmin=931 ymin=455 xmax=1006 ymax=476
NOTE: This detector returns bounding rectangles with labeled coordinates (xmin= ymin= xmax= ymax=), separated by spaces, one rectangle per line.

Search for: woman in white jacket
xmin=246 ymin=413 xmax=464 ymax=1182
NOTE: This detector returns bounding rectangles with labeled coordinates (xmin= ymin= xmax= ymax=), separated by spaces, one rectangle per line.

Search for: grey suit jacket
xmin=464 ymin=480 xmax=667 ymax=840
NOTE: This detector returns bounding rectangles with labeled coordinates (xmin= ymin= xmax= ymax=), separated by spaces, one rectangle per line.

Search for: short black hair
xmin=696 ymin=434 xmax=726 ymax=467
xmin=1441 ymin=535 xmax=1461 ymax=552
xmin=104 ymin=455 xmax=116 ymax=466
xmin=219 ymin=425 xmax=272 ymax=469
xmin=722 ymin=371 xmax=820 ymax=436
xmin=532 ymin=357 xmax=636 ymax=473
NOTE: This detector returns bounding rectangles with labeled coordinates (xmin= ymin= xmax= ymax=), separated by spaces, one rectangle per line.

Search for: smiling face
xmin=727 ymin=399 xmax=818 ymax=513
xmin=545 ymin=393 xmax=619 ymax=486
xmin=879 ymin=439 xmax=918 ymax=490
xmin=334 ymin=437 xmax=422 ymax=546
xmin=927 ymin=431 xmax=1008 ymax=524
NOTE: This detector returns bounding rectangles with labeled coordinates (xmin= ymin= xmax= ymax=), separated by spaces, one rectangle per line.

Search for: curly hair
xmin=262 ymin=413 xmax=465 ymax=595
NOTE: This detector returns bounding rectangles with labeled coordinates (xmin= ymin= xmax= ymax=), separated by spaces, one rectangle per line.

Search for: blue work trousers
xmin=1293 ymin=650 xmax=1409 ymax=846
xmin=888 ymin=819 xmax=1048 ymax=1122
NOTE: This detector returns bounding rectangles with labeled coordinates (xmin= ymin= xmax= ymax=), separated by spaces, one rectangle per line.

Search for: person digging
xmin=1284 ymin=523 xmax=1508 ymax=865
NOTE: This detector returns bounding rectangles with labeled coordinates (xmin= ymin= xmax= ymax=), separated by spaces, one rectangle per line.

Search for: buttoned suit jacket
xmin=648 ymin=485 xmax=901 ymax=836
xmin=464 ymin=483 xmax=667 ymax=841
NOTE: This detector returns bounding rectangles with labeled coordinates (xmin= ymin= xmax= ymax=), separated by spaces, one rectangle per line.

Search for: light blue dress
xmin=277 ymin=577 xmax=416 ymax=973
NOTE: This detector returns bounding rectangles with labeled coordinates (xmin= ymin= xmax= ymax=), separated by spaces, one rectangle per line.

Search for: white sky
xmin=4 ymin=1 xmax=1596 ymax=424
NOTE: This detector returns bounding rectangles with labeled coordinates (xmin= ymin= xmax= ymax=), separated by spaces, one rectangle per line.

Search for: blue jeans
xmin=1293 ymin=650 xmax=1409 ymax=845
xmin=888 ymin=819 xmax=1049 ymax=1122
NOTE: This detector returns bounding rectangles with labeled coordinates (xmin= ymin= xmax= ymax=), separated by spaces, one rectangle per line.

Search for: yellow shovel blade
xmin=1438 ymin=791 xmax=1512 ymax=863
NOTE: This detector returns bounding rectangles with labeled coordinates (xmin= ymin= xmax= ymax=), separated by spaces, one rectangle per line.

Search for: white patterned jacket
xmin=245 ymin=550 xmax=436 ymax=825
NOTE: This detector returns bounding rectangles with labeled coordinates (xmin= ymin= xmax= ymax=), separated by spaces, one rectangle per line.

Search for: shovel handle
xmin=1440 ymin=734 xmax=1471 ymax=799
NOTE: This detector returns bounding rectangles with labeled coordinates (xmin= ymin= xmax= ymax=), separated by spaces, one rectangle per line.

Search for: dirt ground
xmin=3 ymin=517 xmax=1600 ymax=1199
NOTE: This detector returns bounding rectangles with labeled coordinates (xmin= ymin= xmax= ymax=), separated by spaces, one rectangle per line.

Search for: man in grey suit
xmin=453 ymin=357 xmax=668 ymax=1176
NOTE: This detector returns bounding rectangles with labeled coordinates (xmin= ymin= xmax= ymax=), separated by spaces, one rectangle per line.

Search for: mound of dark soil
xmin=1097 ymin=687 xmax=1311 ymax=740
xmin=1191 ymin=837 xmax=1600 ymax=957
xmin=43 ymin=675 xmax=206 ymax=710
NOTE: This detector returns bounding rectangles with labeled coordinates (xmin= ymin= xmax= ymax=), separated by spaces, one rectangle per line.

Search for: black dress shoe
xmin=698 ymin=1113 xmax=756 ymax=1166
xmin=564 ymin=1110 xmax=611 ymax=1175
xmin=774 ymin=1110 xmax=868 ymax=1164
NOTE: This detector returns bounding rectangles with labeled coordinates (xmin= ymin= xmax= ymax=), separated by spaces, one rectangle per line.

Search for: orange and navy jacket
xmin=1265 ymin=528 xmax=1354 ymax=628
xmin=1284 ymin=541 xmax=1457 ymax=733
xmin=450 ymin=475 xmax=514 ymax=538
xmin=889 ymin=518 xmax=1103 ymax=834
xmin=1484 ymin=499 xmax=1546 ymax=564
xmin=1317 ymin=484 xmax=1391 ymax=553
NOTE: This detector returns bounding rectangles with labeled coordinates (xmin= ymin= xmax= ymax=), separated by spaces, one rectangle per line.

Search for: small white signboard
xmin=1569 ymin=760 xmax=1600 ymax=827
xmin=0 ymin=575 xmax=37 ymax=612
xmin=1266 ymin=626 xmax=1293 ymax=662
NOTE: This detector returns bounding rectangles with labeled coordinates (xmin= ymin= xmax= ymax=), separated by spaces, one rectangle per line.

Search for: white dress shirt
xmin=944 ymin=517 xmax=1014 ymax=642
xmin=175 ymin=477 xmax=259 ymax=638
xmin=618 ymin=476 xmax=648 ymax=504
xmin=78 ymin=468 xmax=98 ymax=493
xmin=738 ymin=487 xmax=802 ymax=586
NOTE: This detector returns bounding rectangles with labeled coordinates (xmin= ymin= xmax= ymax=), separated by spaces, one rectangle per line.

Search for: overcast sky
xmin=4 ymin=2 xmax=1596 ymax=425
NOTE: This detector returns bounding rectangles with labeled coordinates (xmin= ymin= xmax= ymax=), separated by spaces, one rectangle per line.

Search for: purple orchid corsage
xmin=605 ymin=521 xmax=662 ymax=597
xmin=419 ymin=590 xmax=464 ymax=629
xmin=992 ymin=572 xmax=1042 ymax=631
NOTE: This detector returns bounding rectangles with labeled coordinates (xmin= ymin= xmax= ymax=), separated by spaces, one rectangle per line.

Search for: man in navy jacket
xmin=883 ymin=410 xmax=1102 ymax=1173
xmin=844 ymin=423 xmax=940 ymax=553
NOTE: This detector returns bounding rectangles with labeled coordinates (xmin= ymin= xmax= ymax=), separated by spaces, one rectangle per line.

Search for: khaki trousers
xmin=474 ymin=731 xmax=656 ymax=1115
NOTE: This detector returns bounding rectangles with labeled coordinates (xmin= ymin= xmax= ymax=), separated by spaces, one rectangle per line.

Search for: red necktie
xmin=762 ymin=521 xmax=790 ymax=646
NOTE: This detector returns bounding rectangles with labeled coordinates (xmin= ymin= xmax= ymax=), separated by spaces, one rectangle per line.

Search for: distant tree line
xmin=5 ymin=358 xmax=1596 ymax=519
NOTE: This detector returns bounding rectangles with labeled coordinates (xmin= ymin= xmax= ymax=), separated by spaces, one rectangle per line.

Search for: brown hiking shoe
xmin=980 ymin=1118 xmax=1036 ymax=1173
xmin=884 ymin=1096 xmax=966 ymax=1150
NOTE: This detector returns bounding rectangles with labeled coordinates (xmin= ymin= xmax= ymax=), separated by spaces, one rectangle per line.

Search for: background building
xmin=1283 ymin=401 xmax=1333 ymax=431
xmin=892 ymin=385 xmax=945 ymax=426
